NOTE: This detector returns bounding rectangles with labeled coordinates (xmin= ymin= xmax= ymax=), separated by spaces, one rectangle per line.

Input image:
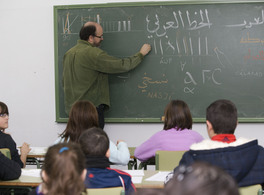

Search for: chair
xmin=155 ymin=150 xmax=186 ymax=171
xmin=128 ymin=147 xmax=137 ymax=170
xmin=138 ymin=157 xmax=155 ymax=170
xmin=239 ymin=184 xmax=262 ymax=195
xmin=0 ymin=148 xmax=11 ymax=159
xmin=86 ymin=187 xmax=125 ymax=195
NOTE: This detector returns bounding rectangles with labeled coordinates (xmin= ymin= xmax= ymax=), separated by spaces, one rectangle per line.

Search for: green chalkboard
xmin=54 ymin=1 xmax=264 ymax=123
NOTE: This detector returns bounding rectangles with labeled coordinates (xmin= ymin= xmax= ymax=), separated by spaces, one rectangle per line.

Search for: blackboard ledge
xmin=55 ymin=117 xmax=264 ymax=123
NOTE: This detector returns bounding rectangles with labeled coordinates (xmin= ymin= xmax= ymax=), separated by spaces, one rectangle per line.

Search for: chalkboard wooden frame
xmin=54 ymin=0 xmax=264 ymax=123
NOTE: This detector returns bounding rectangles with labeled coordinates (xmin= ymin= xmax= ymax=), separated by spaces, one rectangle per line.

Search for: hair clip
xmin=59 ymin=147 xmax=69 ymax=153
xmin=176 ymin=165 xmax=193 ymax=182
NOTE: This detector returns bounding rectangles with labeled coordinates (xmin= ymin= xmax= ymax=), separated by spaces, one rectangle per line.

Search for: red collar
xmin=211 ymin=134 xmax=236 ymax=143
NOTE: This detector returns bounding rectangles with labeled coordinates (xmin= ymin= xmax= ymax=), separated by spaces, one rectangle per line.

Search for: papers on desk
xmin=22 ymin=169 xmax=41 ymax=177
xmin=123 ymin=170 xmax=144 ymax=176
xmin=29 ymin=147 xmax=47 ymax=155
xmin=122 ymin=170 xmax=169 ymax=183
xmin=145 ymin=171 xmax=170 ymax=182
xmin=123 ymin=170 xmax=144 ymax=184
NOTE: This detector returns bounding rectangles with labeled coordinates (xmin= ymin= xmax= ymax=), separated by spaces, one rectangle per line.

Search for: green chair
xmin=0 ymin=148 xmax=11 ymax=159
xmin=155 ymin=150 xmax=186 ymax=171
xmin=86 ymin=187 xmax=125 ymax=195
xmin=239 ymin=184 xmax=262 ymax=195
xmin=138 ymin=157 xmax=155 ymax=170
xmin=128 ymin=147 xmax=137 ymax=170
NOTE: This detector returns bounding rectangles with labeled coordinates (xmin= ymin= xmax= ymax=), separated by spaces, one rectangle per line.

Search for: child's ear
xmin=105 ymin=149 xmax=110 ymax=158
xmin=206 ymin=120 xmax=215 ymax=138
xmin=81 ymin=169 xmax=87 ymax=181
xmin=41 ymin=170 xmax=48 ymax=182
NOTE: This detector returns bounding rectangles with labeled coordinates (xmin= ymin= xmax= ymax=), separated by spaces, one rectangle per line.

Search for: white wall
xmin=1 ymin=0 xmax=264 ymax=148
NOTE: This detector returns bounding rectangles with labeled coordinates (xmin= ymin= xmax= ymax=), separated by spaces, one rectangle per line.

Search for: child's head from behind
xmin=206 ymin=99 xmax=237 ymax=134
xmin=0 ymin=101 xmax=9 ymax=131
xmin=163 ymin=100 xmax=192 ymax=130
xmin=79 ymin=127 xmax=109 ymax=156
xmin=42 ymin=142 xmax=86 ymax=195
xmin=64 ymin=100 xmax=99 ymax=142
xmin=165 ymin=161 xmax=239 ymax=195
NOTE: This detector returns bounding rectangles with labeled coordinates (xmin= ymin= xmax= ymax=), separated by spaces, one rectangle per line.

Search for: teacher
xmin=63 ymin=21 xmax=151 ymax=129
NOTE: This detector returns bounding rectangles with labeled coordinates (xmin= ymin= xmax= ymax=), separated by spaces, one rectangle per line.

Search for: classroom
xmin=1 ymin=0 xmax=264 ymax=193
xmin=1 ymin=0 xmax=264 ymax=149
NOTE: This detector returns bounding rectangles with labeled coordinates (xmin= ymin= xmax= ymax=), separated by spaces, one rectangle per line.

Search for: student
xmin=63 ymin=21 xmax=151 ymax=129
xmin=165 ymin=161 xmax=239 ymax=195
xmin=0 ymin=101 xmax=30 ymax=168
xmin=55 ymin=100 xmax=130 ymax=165
xmin=29 ymin=143 xmax=87 ymax=195
xmin=134 ymin=100 xmax=203 ymax=162
xmin=170 ymin=99 xmax=264 ymax=187
xmin=78 ymin=127 xmax=135 ymax=195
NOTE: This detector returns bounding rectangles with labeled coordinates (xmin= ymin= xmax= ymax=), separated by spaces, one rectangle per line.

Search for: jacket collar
xmin=85 ymin=155 xmax=111 ymax=168
xmin=190 ymin=137 xmax=256 ymax=150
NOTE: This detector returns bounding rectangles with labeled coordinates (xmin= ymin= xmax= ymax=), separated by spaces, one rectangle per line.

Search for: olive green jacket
xmin=63 ymin=40 xmax=144 ymax=114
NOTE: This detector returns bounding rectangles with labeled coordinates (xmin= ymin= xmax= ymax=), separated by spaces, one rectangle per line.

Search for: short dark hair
xmin=79 ymin=25 xmax=96 ymax=41
xmin=165 ymin=161 xmax=239 ymax=195
xmin=163 ymin=100 xmax=192 ymax=130
xmin=79 ymin=127 xmax=109 ymax=156
xmin=206 ymin=99 xmax=237 ymax=134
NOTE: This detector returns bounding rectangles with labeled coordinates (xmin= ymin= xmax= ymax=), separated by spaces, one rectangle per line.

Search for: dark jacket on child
xmin=84 ymin=156 xmax=136 ymax=195
xmin=177 ymin=138 xmax=264 ymax=187
xmin=0 ymin=152 xmax=21 ymax=180
xmin=0 ymin=131 xmax=24 ymax=168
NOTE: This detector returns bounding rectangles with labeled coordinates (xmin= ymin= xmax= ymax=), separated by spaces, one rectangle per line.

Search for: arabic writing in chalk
xmin=138 ymin=73 xmax=169 ymax=93
xmin=240 ymin=33 xmax=264 ymax=44
xmin=149 ymin=34 xmax=209 ymax=56
xmin=146 ymin=9 xmax=212 ymax=37
xmin=244 ymin=49 xmax=264 ymax=61
xmin=226 ymin=10 xmax=264 ymax=28
xmin=145 ymin=9 xmax=211 ymax=56
xmin=137 ymin=73 xmax=172 ymax=101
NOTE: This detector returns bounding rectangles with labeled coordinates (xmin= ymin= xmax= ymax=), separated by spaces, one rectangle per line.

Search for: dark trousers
xmin=96 ymin=104 xmax=105 ymax=129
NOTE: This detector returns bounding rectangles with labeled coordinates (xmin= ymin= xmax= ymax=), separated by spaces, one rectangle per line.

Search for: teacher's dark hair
xmin=79 ymin=25 xmax=96 ymax=41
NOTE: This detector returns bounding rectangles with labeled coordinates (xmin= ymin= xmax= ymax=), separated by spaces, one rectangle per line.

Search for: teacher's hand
xmin=140 ymin=44 xmax=151 ymax=56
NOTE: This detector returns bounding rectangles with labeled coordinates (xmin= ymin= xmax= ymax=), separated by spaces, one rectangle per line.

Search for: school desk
xmin=26 ymin=147 xmax=47 ymax=168
xmin=0 ymin=169 xmax=165 ymax=192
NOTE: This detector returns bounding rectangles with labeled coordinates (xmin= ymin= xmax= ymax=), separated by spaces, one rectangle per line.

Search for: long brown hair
xmin=42 ymin=143 xmax=86 ymax=195
xmin=60 ymin=100 xmax=99 ymax=142
xmin=163 ymin=100 xmax=192 ymax=130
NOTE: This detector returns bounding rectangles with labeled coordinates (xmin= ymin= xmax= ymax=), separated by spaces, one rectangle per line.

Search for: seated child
xmin=29 ymin=142 xmax=87 ymax=195
xmin=0 ymin=101 xmax=30 ymax=168
xmin=165 ymin=161 xmax=239 ymax=195
xmin=78 ymin=127 xmax=135 ymax=195
xmin=135 ymin=100 xmax=203 ymax=162
xmin=167 ymin=99 xmax=264 ymax=187
xmin=56 ymin=100 xmax=130 ymax=165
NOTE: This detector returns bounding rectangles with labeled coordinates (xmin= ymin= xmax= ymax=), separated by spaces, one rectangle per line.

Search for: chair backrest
xmin=155 ymin=150 xmax=186 ymax=171
xmin=0 ymin=148 xmax=11 ymax=159
xmin=239 ymin=184 xmax=262 ymax=195
xmin=86 ymin=187 xmax=125 ymax=195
